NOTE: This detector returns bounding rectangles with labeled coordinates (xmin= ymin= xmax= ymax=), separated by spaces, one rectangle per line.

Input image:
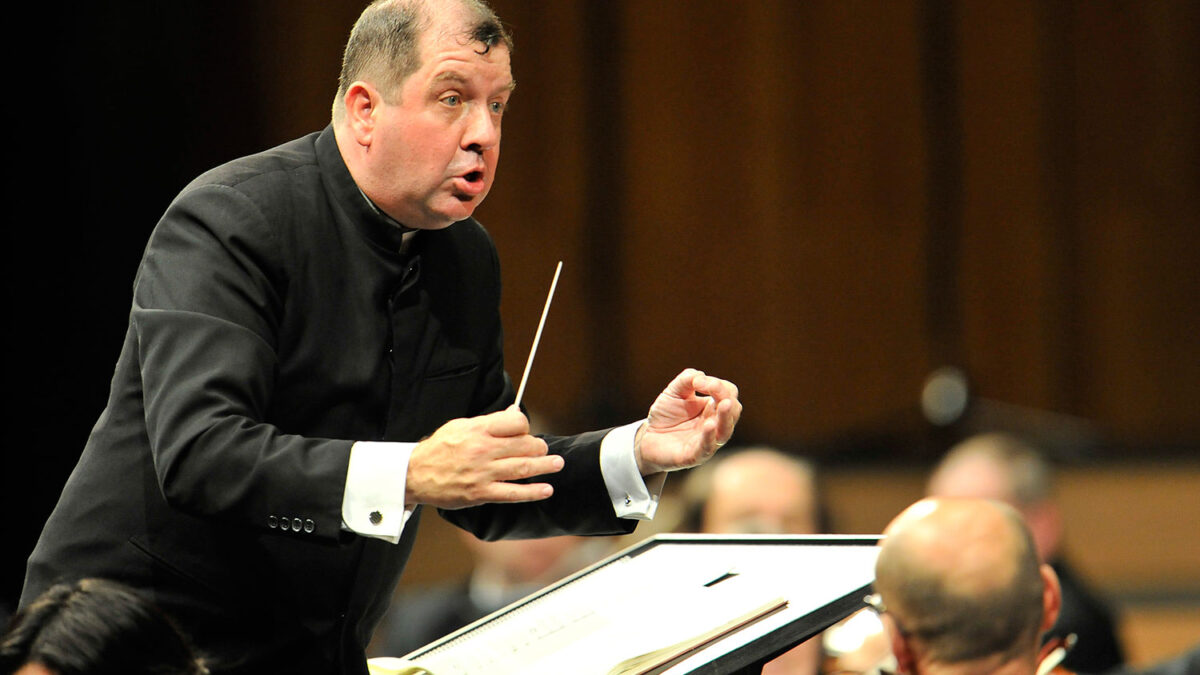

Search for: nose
xmin=462 ymin=104 xmax=500 ymax=154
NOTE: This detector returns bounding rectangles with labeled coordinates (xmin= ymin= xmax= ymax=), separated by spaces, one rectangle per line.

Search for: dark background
xmin=6 ymin=0 xmax=1197 ymax=641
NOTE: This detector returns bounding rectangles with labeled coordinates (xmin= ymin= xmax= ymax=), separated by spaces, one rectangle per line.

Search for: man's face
xmin=703 ymin=464 xmax=818 ymax=535
xmin=364 ymin=29 xmax=513 ymax=229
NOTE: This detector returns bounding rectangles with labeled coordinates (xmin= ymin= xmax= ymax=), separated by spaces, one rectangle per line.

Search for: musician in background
xmin=872 ymin=497 xmax=1065 ymax=675
xmin=928 ymin=433 xmax=1125 ymax=672
xmin=1 ymin=578 xmax=208 ymax=675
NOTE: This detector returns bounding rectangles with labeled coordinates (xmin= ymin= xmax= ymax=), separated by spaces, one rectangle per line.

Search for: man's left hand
xmin=635 ymin=368 xmax=742 ymax=475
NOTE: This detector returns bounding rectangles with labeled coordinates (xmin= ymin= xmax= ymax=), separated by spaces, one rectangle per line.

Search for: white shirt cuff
xmin=600 ymin=420 xmax=666 ymax=520
xmin=342 ymin=441 xmax=417 ymax=544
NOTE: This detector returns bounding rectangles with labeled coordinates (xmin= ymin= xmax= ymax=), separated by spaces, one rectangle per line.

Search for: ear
xmin=885 ymin=615 xmax=917 ymax=675
xmin=1039 ymin=563 xmax=1062 ymax=633
xmin=341 ymin=81 xmax=381 ymax=147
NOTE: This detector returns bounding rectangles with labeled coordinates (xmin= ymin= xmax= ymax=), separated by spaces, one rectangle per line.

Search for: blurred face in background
xmin=702 ymin=455 xmax=819 ymax=535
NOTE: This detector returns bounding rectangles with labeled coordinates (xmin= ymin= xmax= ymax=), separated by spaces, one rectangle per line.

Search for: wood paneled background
xmin=477 ymin=0 xmax=1200 ymax=452
xmin=7 ymin=0 xmax=1198 ymax=636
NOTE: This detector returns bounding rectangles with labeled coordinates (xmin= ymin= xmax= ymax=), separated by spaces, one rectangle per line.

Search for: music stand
xmin=399 ymin=534 xmax=880 ymax=675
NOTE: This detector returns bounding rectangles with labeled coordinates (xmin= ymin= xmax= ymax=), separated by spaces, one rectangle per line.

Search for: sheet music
xmin=656 ymin=542 xmax=879 ymax=674
xmin=411 ymin=552 xmax=781 ymax=675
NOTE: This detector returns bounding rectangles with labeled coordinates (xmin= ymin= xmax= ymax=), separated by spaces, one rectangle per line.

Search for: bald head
xmin=874 ymin=498 xmax=1053 ymax=669
xmin=685 ymin=447 xmax=822 ymax=535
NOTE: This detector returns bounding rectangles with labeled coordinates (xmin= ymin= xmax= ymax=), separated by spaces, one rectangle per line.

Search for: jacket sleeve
xmin=437 ymin=428 xmax=637 ymax=541
xmin=134 ymin=182 xmax=352 ymax=542
xmin=434 ymin=226 xmax=637 ymax=541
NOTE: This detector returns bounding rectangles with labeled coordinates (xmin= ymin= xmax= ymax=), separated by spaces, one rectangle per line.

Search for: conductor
xmin=19 ymin=1 xmax=742 ymax=673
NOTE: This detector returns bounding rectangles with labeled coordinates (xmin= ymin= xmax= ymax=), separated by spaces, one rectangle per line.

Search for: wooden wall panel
xmin=617 ymin=1 xmax=931 ymax=441
xmin=957 ymin=1 xmax=1062 ymax=411
xmin=248 ymin=2 xmax=365 ymax=144
xmin=1070 ymin=2 xmax=1200 ymax=440
xmin=951 ymin=1 xmax=1199 ymax=442
xmin=442 ymin=0 xmax=1199 ymax=451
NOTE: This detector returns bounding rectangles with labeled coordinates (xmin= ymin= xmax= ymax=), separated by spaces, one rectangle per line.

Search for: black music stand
xmin=401 ymin=534 xmax=880 ymax=675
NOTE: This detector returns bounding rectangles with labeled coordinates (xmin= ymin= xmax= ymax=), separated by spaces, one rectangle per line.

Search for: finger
xmin=489 ymin=454 xmax=565 ymax=482
xmin=481 ymin=482 xmax=555 ymax=503
xmin=494 ymin=435 xmax=550 ymax=459
xmin=713 ymin=397 xmax=742 ymax=444
xmin=695 ymin=374 xmax=739 ymax=403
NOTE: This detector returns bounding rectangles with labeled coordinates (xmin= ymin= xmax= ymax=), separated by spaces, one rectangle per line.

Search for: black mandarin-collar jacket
xmin=23 ymin=127 xmax=633 ymax=674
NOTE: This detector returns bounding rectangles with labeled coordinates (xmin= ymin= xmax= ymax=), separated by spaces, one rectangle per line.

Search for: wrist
xmin=404 ymin=438 xmax=428 ymax=505
xmin=633 ymin=420 xmax=657 ymax=475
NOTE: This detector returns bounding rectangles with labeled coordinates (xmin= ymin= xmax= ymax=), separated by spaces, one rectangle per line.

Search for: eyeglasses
xmin=822 ymin=599 xmax=900 ymax=675
xmin=863 ymin=592 xmax=910 ymax=637
xmin=863 ymin=592 xmax=887 ymax=614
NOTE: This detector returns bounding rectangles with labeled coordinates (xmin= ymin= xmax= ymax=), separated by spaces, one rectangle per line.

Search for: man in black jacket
xmin=19 ymin=1 xmax=742 ymax=673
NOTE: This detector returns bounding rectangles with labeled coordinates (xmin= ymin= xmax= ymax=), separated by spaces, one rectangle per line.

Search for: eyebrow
xmin=431 ymin=70 xmax=517 ymax=93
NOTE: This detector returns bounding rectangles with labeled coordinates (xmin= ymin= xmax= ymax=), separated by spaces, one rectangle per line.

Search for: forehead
xmin=929 ymin=455 xmax=1013 ymax=502
xmin=710 ymin=468 xmax=813 ymax=514
xmin=414 ymin=22 xmax=513 ymax=82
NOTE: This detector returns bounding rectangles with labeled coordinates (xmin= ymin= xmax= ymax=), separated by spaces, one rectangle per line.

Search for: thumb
xmin=485 ymin=405 xmax=530 ymax=437
xmin=664 ymin=368 xmax=704 ymax=398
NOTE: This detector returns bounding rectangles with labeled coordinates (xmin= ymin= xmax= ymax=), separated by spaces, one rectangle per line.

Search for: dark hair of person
xmin=0 ymin=578 xmax=208 ymax=675
xmin=335 ymin=0 xmax=513 ymax=111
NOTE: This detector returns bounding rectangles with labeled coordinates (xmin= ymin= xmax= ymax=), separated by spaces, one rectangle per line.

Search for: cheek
xmin=389 ymin=122 xmax=450 ymax=167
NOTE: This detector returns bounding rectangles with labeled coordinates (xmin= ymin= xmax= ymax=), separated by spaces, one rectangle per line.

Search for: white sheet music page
xmin=406 ymin=539 xmax=878 ymax=675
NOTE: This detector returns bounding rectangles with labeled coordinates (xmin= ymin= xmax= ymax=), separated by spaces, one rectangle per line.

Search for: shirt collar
xmin=315 ymin=125 xmax=414 ymax=254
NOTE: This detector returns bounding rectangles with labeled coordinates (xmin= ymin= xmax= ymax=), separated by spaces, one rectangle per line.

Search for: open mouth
xmin=453 ymin=170 xmax=486 ymax=201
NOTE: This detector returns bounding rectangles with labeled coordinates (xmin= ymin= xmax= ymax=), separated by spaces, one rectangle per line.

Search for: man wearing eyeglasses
xmin=870 ymin=498 xmax=1065 ymax=675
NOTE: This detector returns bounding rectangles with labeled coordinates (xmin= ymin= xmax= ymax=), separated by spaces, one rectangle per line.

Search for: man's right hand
xmin=404 ymin=405 xmax=563 ymax=509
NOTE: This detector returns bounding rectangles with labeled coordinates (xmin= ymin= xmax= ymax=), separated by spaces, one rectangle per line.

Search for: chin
xmin=418 ymin=212 xmax=470 ymax=229
xmin=443 ymin=199 xmax=483 ymax=223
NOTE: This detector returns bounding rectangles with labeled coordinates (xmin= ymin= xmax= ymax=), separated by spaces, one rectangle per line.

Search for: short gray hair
xmin=933 ymin=432 xmax=1053 ymax=506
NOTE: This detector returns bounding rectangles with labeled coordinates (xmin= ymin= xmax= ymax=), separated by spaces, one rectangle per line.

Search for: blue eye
xmin=442 ymin=95 xmax=460 ymax=106
xmin=489 ymin=101 xmax=505 ymax=114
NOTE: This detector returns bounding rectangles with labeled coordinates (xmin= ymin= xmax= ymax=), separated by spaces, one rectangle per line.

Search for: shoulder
xmin=187 ymin=132 xmax=323 ymax=193
xmin=174 ymin=132 xmax=324 ymax=220
xmin=152 ymin=132 xmax=329 ymax=256
xmin=139 ymin=134 xmax=328 ymax=301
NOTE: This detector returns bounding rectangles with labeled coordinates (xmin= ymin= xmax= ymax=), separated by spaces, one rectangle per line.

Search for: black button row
xmin=267 ymin=515 xmax=315 ymax=534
